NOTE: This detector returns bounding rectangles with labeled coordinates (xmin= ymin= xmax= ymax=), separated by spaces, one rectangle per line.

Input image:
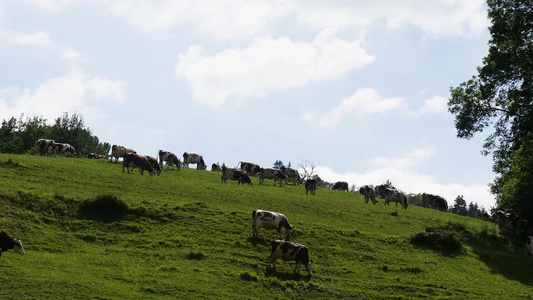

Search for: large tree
xmin=448 ymin=0 xmax=533 ymax=219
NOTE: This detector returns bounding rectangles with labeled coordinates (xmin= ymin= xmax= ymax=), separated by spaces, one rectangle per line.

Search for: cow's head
xmin=306 ymin=260 xmax=313 ymax=275
xmin=13 ymin=239 xmax=25 ymax=255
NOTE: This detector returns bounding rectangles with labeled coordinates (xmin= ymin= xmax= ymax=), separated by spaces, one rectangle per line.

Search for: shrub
xmin=78 ymin=194 xmax=129 ymax=222
xmin=410 ymin=227 xmax=464 ymax=256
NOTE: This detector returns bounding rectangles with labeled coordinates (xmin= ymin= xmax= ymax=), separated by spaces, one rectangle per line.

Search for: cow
xmin=383 ymin=188 xmax=408 ymax=209
xmin=146 ymin=156 xmax=161 ymax=175
xmin=87 ymin=153 xmax=106 ymax=159
xmin=267 ymin=239 xmax=313 ymax=275
xmin=110 ymin=145 xmax=136 ymax=163
xmin=280 ymin=166 xmax=301 ymax=185
xmin=35 ymin=139 xmax=54 ymax=156
xmin=305 ymin=178 xmax=317 ymax=195
xmin=183 ymin=152 xmax=206 ymax=170
xmin=494 ymin=210 xmax=516 ymax=232
xmin=375 ymin=184 xmax=387 ymax=198
xmin=123 ymin=153 xmax=155 ymax=176
xmin=158 ymin=150 xmax=181 ymax=170
xmin=221 ymin=166 xmax=253 ymax=186
xmin=49 ymin=142 xmax=76 ymax=157
xmin=526 ymin=236 xmax=533 ymax=256
xmin=239 ymin=162 xmax=261 ymax=176
xmin=211 ymin=163 xmax=222 ymax=171
xmin=0 ymin=231 xmax=25 ymax=257
xmin=259 ymin=168 xmax=288 ymax=187
xmin=332 ymin=181 xmax=349 ymax=191
xmin=252 ymin=209 xmax=294 ymax=240
xmin=422 ymin=193 xmax=448 ymax=211
xmin=359 ymin=185 xmax=378 ymax=204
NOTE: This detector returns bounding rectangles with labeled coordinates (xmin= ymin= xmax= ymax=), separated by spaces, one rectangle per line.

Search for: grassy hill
xmin=0 ymin=154 xmax=532 ymax=299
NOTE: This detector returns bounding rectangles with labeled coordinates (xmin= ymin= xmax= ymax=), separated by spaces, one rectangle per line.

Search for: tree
xmin=448 ymin=0 xmax=533 ymax=219
xmin=273 ymin=160 xmax=284 ymax=169
xmin=451 ymin=195 xmax=468 ymax=216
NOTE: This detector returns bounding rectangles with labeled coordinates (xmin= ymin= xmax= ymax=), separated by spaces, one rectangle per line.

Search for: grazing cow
xmin=146 ymin=156 xmax=161 ymax=175
xmin=252 ymin=209 xmax=294 ymax=240
xmin=240 ymin=162 xmax=261 ymax=176
xmin=422 ymin=193 xmax=448 ymax=211
xmin=0 ymin=231 xmax=25 ymax=257
xmin=332 ymin=181 xmax=349 ymax=191
xmin=35 ymin=139 xmax=55 ymax=156
xmin=305 ymin=178 xmax=317 ymax=195
xmin=375 ymin=184 xmax=387 ymax=198
xmin=359 ymin=185 xmax=378 ymax=204
xmin=110 ymin=145 xmax=136 ymax=163
xmin=183 ymin=152 xmax=206 ymax=170
xmin=123 ymin=153 xmax=155 ymax=176
xmin=494 ymin=210 xmax=517 ymax=232
xmin=49 ymin=142 xmax=76 ymax=157
xmin=259 ymin=168 xmax=288 ymax=187
xmin=267 ymin=239 xmax=313 ymax=275
xmin=526 ymin=236 xmax=533 ymax=256
xmin=158 ymin=150 xmax=181 ymax=170
xmin=211 ymin=163 xmax=221 ymax=171
xmin=221 ymin=166 xmax=253 ymax=186
xmin=280 ymin=166 xmax=301 ymax=185
xmin=384 ymin=188 xmax=408 ymax=209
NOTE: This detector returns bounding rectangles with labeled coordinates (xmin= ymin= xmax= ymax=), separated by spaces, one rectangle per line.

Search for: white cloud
xmin=417 ymin=96 xmax=448 ymax=115
xmin=176 ymin=30 xmax=375 ymax=108
xmin=315 ymin=148 xmax=495 ymax=210
xmin=303 ymin=88 xmax=404 ymax=128
xmin=24 ymin=0 xmax=76 ymax=14
xmin=0 ymin=70 xmax=126 ymax=122
xmin=0 ymin=30 xmax=53 ymax=46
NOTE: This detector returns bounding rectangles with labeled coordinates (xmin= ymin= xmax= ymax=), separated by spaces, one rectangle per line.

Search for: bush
xmin=78 ymin=194 xmax=129 ymax=222
xmin=410 ymin=227 xmax=464 ymax=256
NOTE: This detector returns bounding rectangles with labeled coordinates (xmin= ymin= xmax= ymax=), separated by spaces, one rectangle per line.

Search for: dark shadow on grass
xmin=264 ymin=266 xmax=312 ymax=281
xmin=247 ymin=236 xmax=270 ymax=246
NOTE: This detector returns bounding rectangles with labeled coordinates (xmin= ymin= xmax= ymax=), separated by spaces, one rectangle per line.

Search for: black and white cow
xmin=49 ymin=142 xmax=76 ymax=157
xmin=359 ymin=185 xmax=377 ymax=204
xmin=158 ymin=150 xmax=181 ymax=170
xmin=305 ymin=178 xmax=317 ymax=195
xmin=526 ymin=236 xmax=533 ymax=256
xmin=211 ymin=163 xmax=222 ymax=171
xmin=259 ymin=168 xmax=288 ymax=187
xmin=146 ymin=156 xmax=161 ymax=175
xmin=239 ymin=162 xmax=261 ymax=176
xmin=332 ymin=181 xmax=349 ymax=191
xmin=422 ymin=193 xmax=448 ymax=211
xmin=87 ymin=153 xmax=106 ymax=159
xmin=221 ymin=166 xmax=253 ymax=186
xmin=183 ymin=152 xmax=206 ymax=170
xmin=0 ymin=231 xmax=25 ymax=257
xmin=281 ymin=166 xmax=301 ymax=185
xmin=252 ymin=209 xmax=294 ymax=240
xmin=267 ymin=239 xmax=313 ymax=275
xmin=110 ymin=145 xmax=136 ymax=163
xmin=35 ymin=139 xmax=55 ymax=156
xmin=384 ymin=188 xmax=408 ymax=209
xmin=123 ymin=153 xmax=155 ymax=176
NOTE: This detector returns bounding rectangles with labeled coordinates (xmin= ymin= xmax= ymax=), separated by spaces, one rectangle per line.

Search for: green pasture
xmin=0 ymin=154 xmax=532 ymax=299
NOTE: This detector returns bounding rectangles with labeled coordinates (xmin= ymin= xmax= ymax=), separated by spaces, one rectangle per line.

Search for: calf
xmin=49 ymin=142 xmax=76 ymax=157
xmin=267 ymin=239 xmax=313 ymax=275
xmin=211 ymin=163 xmax=221 ymax=171
xmin=305 ymin=178 xmax=317 ymax=195
xmin=281 ymin=166 xmax=301 ymax=185
xmin=332 ymin=181 xmax=349 ymax=191
xmin=123 ymin=153 xmax=155 ymax=176
xmin=384 ymin=188 xmax=408 ymax=209
xmin=359 ymin=185 xmax=377 ymax=204
xmin=183 ymin=152 xmax=206 ymax=170
xmin=158 ymin=150 xmax=181 ymax=170
xmin=110 ymin=145 xmax=136 ymax=163
xmin=252 ymin=209 xmax=294 ymax=240
xmin=35 ymin=139 xmax=54 ymax=156
xmin=259 ymin=168 xmax=287 ymax=187
xmin=239 ymin=161 xmax=261 ymax=176
xmin=0 ymin=231 xmax=25 ymax=257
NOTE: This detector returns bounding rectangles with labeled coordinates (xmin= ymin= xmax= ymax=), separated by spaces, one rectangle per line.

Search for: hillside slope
xmin=0 ymin=154 xmax=532 ymax=299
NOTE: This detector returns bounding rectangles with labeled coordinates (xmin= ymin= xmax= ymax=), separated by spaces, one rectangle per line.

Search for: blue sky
xmin=0 ymin=1 xmax=496 ymax=209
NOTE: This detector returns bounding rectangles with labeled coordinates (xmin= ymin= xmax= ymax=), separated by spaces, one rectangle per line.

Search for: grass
xmin=0 ymin=154 xmax=532 ymax=299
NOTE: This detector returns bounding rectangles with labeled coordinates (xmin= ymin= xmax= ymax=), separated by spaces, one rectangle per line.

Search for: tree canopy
xmin=448 ymin=0 xmax=533 ymax=219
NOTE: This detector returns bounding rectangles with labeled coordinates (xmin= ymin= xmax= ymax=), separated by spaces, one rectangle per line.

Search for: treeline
xmin=407 ymin=193 xmax=488 ymax=219
xmin=0 ymin=113 xmax=110 ymax=157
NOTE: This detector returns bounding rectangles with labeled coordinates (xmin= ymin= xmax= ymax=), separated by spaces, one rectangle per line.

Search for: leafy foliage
xmin=448 ymin=0 xmax=533 ymax=218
